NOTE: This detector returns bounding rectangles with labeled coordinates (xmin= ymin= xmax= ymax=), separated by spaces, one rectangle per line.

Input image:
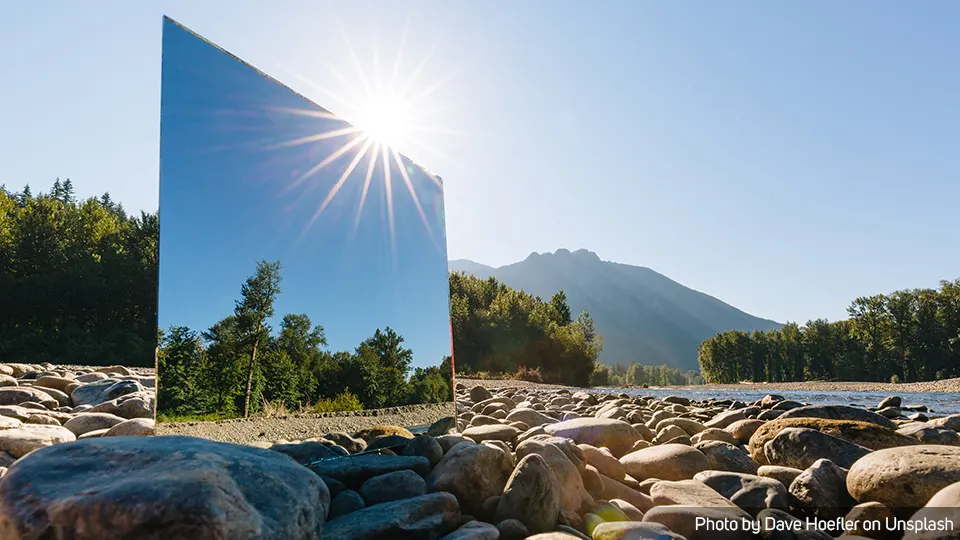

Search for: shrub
xmin=890 ymin=374 xmax=902 ymax=384
xmin=513 ymin=366 xmax=543 ymax=383
xmin=310 ymin=391 xmax=363 ymax=413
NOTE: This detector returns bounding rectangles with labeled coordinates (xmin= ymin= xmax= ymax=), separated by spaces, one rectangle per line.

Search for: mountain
xmin=448 ymin=249 xmax=782 ymax=371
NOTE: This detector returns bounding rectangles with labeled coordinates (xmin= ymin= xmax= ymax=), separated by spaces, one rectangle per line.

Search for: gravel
xmin=156 ymin=403 xmax=456 ymax=444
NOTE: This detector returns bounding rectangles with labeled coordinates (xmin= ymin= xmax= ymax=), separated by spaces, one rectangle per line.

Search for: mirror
xmin=154 ymin=18 xmax=456 ymax=443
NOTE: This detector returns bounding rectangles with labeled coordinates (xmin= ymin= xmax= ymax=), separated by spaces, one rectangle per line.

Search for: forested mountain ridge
xmin=449 ymin=249 xmax=781 ymax=370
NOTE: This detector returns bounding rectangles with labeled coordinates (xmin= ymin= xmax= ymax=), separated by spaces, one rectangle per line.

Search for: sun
xmin=352 ymin=96 xmax=413 ymax=149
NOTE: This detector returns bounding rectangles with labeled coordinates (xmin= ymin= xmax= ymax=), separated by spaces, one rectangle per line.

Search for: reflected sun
xmin=353 ymin=96 xmax=414 ymax=149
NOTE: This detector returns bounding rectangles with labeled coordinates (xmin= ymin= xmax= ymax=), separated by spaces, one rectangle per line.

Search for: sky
xmin=1 ymin=1 xmax=958 ymax=325
xmin=156 ymin=19 xmax=450 ymax=368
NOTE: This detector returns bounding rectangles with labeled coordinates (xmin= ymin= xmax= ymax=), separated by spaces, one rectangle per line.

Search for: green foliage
xmin=0 ymin=180 xmax=158 ymax=366
xmin=890 ymin=374 xmax=902 ymax=384
xmin=699 ymin=281 xmax=960 ymax=383
xmin=449 ymin=272 xmax=601 ymax=386
xmin=157 ymin=261 xmax=453 ymax=419
xmin=311 ymin=391 xmax=363 ymax=413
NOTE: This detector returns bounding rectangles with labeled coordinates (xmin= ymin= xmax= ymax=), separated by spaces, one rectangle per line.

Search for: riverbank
xmin=3 ymin=372 xmax=960 ymax=538
xmin=458 ymin=376 xmax=960 ymax=394
xmin=155 ymin=402 xmax=456 ymax=444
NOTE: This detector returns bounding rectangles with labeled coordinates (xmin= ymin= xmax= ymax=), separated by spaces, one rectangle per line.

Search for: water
xmin=588 ymin=387 xmax=960 ymax=415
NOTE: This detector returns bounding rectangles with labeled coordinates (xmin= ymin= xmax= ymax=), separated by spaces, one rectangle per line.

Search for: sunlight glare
xmin=353 ymin=96 xmax=413 ymax=149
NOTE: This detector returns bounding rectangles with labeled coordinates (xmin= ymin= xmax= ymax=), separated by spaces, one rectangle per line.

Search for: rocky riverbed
xmin=0 ymin=362 xmax=155 ymax=468
xmin=2 ymin=368 xmax=960 ymax=539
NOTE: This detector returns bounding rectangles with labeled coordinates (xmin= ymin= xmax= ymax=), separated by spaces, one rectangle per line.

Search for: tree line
xmin=158 ymin=260 xmax=453 ymax=419
xmin=591 ymin=362 xmax=705 ymax=387
xmin=698 ymin=280 xmax=960 ymax=384
xmin=449 ymin=271 xmax=602 ymax=386
xmin=0 ymin=181 xmax=158 ymax=367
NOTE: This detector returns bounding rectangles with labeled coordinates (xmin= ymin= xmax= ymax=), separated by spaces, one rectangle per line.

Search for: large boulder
xmin=0 ymin=387 xmax=57 ymax=407
xmin=70 ymin=379 xmax=145 ymax=407
xmin=763 ymin=427 xmax=871 ymax=470
xmin=847 ymin=445 xmax=960 ymax=513
xmin=426 ymin=441 xmax=513 ymax=516
xmin=694 ymin=471 xmax=790 ymax=516
xmin=495 ymin=453 xmax=561 ymax=534
xmin=544 ymin=418 xmax=642 ymax=457
xmin=695 ymin=440 xmax=759 ymax=475
xmin=309 ymin=453 xmax=430 ymax=488
xmin=776 ymin=404 xmax=897 ymax=429
xmin=322 ymin=492 xmax=460 ymax=540
xmin=0 ymin=435 xmax=329 ymax=540
xmin=62 ymin=413 xmax=126 ymax=437
xmin=789 ymin=458 xmax=856 ymax=520
xmin=904 ymin=481 xmax=960 ymax=540
xmin=620 ymin=444 xmax=710 ymax=481
xmin=88 ymin=390 xmax=155 ymax=419
xmin=0 ymin=424 xmax=76 ymax=458
xmin=748 ymin=418 xmax=916 ymax=465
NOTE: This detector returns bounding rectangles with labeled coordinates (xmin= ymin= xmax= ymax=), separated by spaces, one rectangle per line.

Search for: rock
xmin=599 ymin=474 xmax=654 ymax=513
xmin=30 ymin=386 xmax=71 ymax=407
xmin=506 ymin=408 xmax=558 ymax=427
xmin=726 ymin=419 xmax=765 ymax=444
xmin=78 ymin=428 xmax=108 ymax=439
xmin=878 ymin=396 xmax=902 ymax=409
xmin=426 ymin=441 xmax=513 ymax=516
xmin=0 ymin=375 xmax=16 ymax=388
xmin=367 ymin=434 xmax=416 ymax=451
xmin=760 ymin=395 xmax=786 ymax=409
xmin=748 ymin=418 xmax=918 ymax=465
xmin=359 ymin=469 xmax=426 ymax=504
xmin=93 ymin=365 xmax=133 ymax=376
xmin=403 ymin=434 xmax=444 ymax=468
xmin=656 ymin=417 xmax=707 ymax=436
xmin=757 ymin=465 xmax=803 ymax=488
xmin=706 ymin=409 xmax=748 ymax=430
xmin=695 ymin=440 xmax=759 ymax=475
xmin=309 ymin=453 xmax=431 ymax=487
xmin=70 ymin=379 xmax=144 ymax=407
xmin=0 ymin=435 xmax=329 ymax=539
xmin=847 ymin=445 xmax=960 ymax=512
xmin=322 ymin=492 xmax=461 ymax=540
xmin=544 ymin=418 xmax=642 ymax=457
xmin=897 ymin=424 xmax=960 ymax=445
xmin=579 ymin=443 xmax=626 ymax=481
xmin=777 ymin=404 xmax=897 ymax=430
xmin=762 ymin=427 xmax=872 ymax=469
xmin=592 ymin=521 xmax=687 ymax=540
xmin=789 ymin=459 xmax=856 ymax=520
xmin=664 ymin=396 xmax=691 ymax=406
xmin=0 ymin=387 xmax=56 ymax=407
xmin=103 ymin=418 xmax=155 ymax=437
xmin=354 ymin=425 xmax=414 ymax=442
xmin=0 ymin=416 xmax=21 ymax=431
xmin=495 ymin=453 xmax=561 ymax=534
xmin=62 ymin=413 xmax=126 ymax=437
xmin=517 ymin=440 xmax=592 ymax=518
xmin=694 ymin=471 xmax=790 ymax=516
xmin=843 ymin=502 xmax=898 ymax=540
xmin=621 ymin=443 xmax=709 ymax=481
xmin=88 ymin=390 xmax=155 ymax=419
xmin=329 ymin=489 xmax=366 ymax=519
xmin=692 ymin=428 xmax=740 ymax=446
xmin=643 ymin=505 xmax=758 ymax=540
xmin=428 ymin=416 xmax=458 ymax=437
xmin=462 ymin=424 xmax=520 ymax=443
xmin=324 ymin=432 xmax=367 ymax=453
xmin=929 ymin=414 xmax=960 ymax=432
xmin=0 ymin=424 xmax=76 ymax=458
xmin=497 ymin=518 xmax=529 ymax=540
xmin=469 ymin=386 xmax=493 ymax=403
xmin=649 ymin=480 xmax=748 ymax=516
xmin=441 ymin=520 xmax=500 ymax=540
xmin=904 ymin=481 xmax=960 ymax=540
xmin=271 ymin=441 xmax=340 ymax=465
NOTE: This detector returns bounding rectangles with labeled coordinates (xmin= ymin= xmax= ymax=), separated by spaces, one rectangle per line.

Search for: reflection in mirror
xmin=154 ymin=18 xmax=456 ymax=447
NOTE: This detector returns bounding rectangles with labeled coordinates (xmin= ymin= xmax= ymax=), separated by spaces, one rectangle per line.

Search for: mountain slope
xmin=449 ymin=249 xmax=782 ymax=370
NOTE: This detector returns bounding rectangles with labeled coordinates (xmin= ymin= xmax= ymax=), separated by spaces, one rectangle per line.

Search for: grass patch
xmin=308 ymin=391 xmax=364 ymax=413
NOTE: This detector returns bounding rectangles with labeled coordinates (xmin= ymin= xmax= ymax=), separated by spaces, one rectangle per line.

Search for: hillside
xmin=449 ymin=249 xmax=782 ymax=370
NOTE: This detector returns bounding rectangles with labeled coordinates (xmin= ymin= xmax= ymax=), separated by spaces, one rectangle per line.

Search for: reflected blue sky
xmin=157 ymin=18 xmax=451 ymax=368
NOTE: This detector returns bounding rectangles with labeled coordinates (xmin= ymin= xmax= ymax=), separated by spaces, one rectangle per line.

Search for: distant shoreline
xmin=457 ymin=376 xmax=960 ymax=394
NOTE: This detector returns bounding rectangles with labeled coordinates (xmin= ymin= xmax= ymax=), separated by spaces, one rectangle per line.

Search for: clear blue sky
xmin=157 ymin=18 xmax=450 ymax=368
xmin=2 ymin=1 xmax=958 ymax=326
